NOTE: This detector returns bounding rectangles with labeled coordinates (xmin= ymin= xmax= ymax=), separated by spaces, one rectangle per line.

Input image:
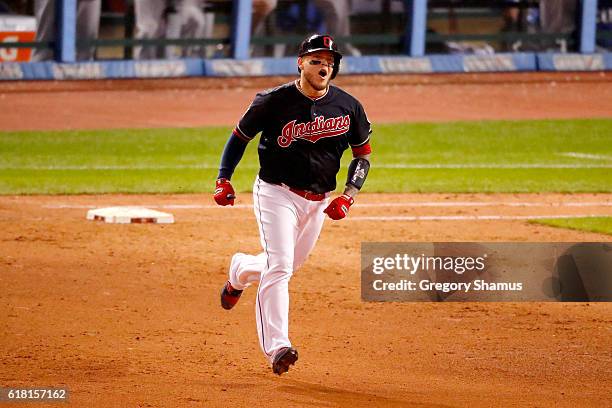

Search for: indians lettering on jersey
xmin=277 ymin=115 xmax=351 ymax=148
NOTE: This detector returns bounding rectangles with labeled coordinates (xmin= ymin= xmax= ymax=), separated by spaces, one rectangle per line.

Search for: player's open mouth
xmin=318 ymin=70 xmax=327 ymax=78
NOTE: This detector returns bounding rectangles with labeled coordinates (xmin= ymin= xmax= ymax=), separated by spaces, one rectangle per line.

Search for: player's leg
xmin=228 ymin=176 xmax=281 ymax=290
xmin=76 ymin=0 xmax=101 ymax=61
xmin=313 ymin=0 xmax=361 ymax=56
xmin=252 ymin=0 xmax=277 ymax=35
xmin=228 ymin=252 xmax=266 ymax=290
xmin=292 ymin=198 xmax=329 ymax=271
xmin=251 ymin=0 xmax=277 ymax=56
xmin=134 ymin=0 xmax=166 ymax=59
xmin=229 ymin=188 xmax=325 ymax=285
xmin=176 ymin=0 xmax=207 ymax=57
xmin=252 ymin=178 xmax=300 ymax=361
xmin=32 ymin=0 xmax=55 ymax=61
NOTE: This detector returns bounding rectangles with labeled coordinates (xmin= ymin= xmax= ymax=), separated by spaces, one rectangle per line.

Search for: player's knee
xmin=268 ymin=262 xmax=293 ymax=275
xmin=265 ymin=257 xmax=294 ymax=281
xmin=135 ymin=18 xmax=162 ymax=38
xmin=260 ymin=269 xmax=293 ymax=291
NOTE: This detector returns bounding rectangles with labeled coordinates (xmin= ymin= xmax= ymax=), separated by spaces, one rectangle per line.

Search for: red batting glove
xmin=214 ymin=178 xmax=236 ymax=206
xmin=324 ymin=194 xmax=354 ymax=220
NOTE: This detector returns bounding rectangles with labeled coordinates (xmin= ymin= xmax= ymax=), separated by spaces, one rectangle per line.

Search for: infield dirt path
xmin=1 ymin=193 xmax=611 ymax=407
xmin=0 ymin=73 xmax=611 ymax=407
xmin=0 ymin=72 xmax=611 ymax=130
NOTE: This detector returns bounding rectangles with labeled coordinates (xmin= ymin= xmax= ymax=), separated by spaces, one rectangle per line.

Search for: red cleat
xmin=272 ymin=347 xmax=298 ymax=375
xmin=220 ymin=281 xmax=243 ymax=310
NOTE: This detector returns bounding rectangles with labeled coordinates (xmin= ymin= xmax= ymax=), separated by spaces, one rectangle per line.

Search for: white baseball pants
xmin=228 ymin=177 xmax=328 ymax=363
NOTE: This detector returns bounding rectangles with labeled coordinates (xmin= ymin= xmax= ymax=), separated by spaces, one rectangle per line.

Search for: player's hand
xmin=324 ymin=194 xmax=354 ymax=220
xmin=214 ymin=178 xmax=236 ymax=206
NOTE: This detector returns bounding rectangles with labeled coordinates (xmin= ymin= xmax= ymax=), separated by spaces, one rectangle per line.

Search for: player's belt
xmin=278 ymin=183 xmax=328 ymax=201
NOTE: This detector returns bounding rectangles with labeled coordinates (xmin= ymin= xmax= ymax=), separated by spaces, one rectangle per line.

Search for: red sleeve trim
xmin=232 ymin=128 xmax=251 ymax=143
xmin=351 ymin=142 xmax=371 ymax=157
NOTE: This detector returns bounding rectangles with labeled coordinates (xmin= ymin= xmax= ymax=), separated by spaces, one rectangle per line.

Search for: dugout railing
xmin=0 ymin=0 xmax=610 ymax=80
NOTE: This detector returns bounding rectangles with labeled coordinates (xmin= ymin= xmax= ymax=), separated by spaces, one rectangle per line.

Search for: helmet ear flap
xmin=331 ymin=56 xmax=341 ymax=79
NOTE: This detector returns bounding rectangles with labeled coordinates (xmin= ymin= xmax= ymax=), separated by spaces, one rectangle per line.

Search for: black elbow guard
xmin=346 ymin=157 xmax=370 ymax=190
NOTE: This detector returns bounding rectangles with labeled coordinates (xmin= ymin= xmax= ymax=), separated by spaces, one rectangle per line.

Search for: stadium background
xmin=1 ymin=1 xmax=611 ymax=407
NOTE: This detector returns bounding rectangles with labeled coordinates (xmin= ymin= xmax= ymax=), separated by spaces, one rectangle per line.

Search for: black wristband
xmin=346 ymin=157 xmax=370 ymax=190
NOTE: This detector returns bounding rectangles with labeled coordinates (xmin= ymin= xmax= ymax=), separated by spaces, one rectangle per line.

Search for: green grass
xmin=0 ymin=118 xmax=611 ymax=194
xmin=530 ymin=217 xmax=612 ymax=236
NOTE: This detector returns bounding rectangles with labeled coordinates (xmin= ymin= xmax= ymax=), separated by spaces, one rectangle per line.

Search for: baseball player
xmin=133 ymin=0 xmax=167 ymax=59
xmin=252 ymin=0 xmax=361 ymax=56
xmin=32 ymin=0 xmax=101 ymax=61
xmin=134 ymin=0 xmax=208 ymax=60
xmin=214 ymin=34 xmax=371 ymax=375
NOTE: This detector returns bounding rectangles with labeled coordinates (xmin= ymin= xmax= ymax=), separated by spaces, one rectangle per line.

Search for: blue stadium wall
xmin=2 ymin=53 xmax=612 ymax=80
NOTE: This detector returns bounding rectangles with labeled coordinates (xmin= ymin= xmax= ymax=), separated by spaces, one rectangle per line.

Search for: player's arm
xmin=343 ymin=147 xmax=371 ymax=198
xmin=214 ymin=92 xmax=268 ymax=206
xmin=324 ymin=100 xmax=372 ymax=220
xmin=324 ymin=143 xmax=371 ymax=220
xmin=214 ymin=129 xmax=251 ymax=206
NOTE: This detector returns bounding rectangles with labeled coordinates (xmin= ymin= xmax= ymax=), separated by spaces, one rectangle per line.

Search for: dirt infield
xmin=1 ymin=193 xmax=611 ymax=407
xmin=1 ymin=73 xmax=611 ymax=407
xmin=1 ymin=72 xmax=612 ymax=131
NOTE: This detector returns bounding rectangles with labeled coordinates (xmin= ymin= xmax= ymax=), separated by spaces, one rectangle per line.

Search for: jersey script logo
xmin=277 ymin=115 xmax=350 ymax=147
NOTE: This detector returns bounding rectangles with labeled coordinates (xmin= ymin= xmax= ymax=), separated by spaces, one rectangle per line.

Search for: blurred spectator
xmin=597 ymin=0 xmax=612 ymax=50
xmin=0 ymin=0 xmax=32 ymax=14
xmin=539 ymin=0 xmax=577 ymax=51
xmin=32 ymin=0 xmax=101 ymax=61
xmin=166 ymin=0 xmax=211 ymax=58
xmin=252 ymin=0 xmax=274 ymax=38
xmin=134 ymin=0 xmax=209 ymax=59
xmin=502 ymin=0 xmax=521 ymax=32
xmin=0 ymin=1 xmax=11 ymax=13
xmin=501 ymin=0 xmax=522 ymax=51
xmin=133 ymin=0 xmax=167 ymax=59
xmin=179 ymin=0 xmax=210 ymax=57
xmin=540 ymin=0 xmax=577 ymax=34
xmin=251 ymin=0 xmax=361 ymax=57
xmin=272 ymin=1 xmax=325 ymax=57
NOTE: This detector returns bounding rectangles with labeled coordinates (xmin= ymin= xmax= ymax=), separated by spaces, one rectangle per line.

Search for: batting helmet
xmin=298 ymin=34 xmax=342 ymax=79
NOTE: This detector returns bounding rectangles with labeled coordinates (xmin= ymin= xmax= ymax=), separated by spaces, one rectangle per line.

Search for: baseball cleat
xmin=272 ymin=347 xmax=298 ymax=375
xmin=220 ymin=281 xmax=243 ymax=310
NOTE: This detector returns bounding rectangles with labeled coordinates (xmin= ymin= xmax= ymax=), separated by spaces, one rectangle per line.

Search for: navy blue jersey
xmin=234 ymin=81 xmax=371 ymax=193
